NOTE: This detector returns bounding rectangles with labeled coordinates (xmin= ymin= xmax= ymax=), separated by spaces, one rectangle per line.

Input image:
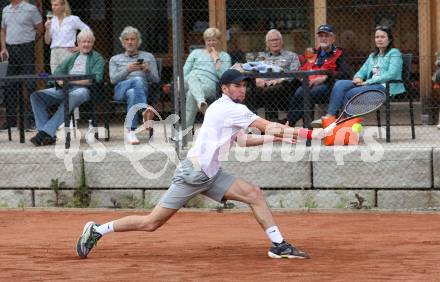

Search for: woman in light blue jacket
xmin=312 ymin=26 xmax=405 ymax=126
xmin=184 ymin=27 xmax=231 ymax=128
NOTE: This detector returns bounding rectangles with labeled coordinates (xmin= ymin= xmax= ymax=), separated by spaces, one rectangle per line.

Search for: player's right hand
xmin=311 ymin=128 xmax=326 ymax=139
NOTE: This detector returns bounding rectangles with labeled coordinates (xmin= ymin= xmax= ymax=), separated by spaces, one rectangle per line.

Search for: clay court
xmin=0 ymin=209 xmax=439 ymax=281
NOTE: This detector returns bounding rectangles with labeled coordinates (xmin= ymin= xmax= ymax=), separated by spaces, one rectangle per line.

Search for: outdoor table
xmin=0 ymin=74 xmax=95 ymax=149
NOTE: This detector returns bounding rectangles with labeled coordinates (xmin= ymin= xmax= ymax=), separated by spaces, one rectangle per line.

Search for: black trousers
xmin=245 ymin=79 xmax=300 ymax=121
xmin=4 ymin=42 xmax=36 ymax=126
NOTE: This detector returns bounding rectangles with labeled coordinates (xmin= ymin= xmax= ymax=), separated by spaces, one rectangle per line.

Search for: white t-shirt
xmin=69 ymin=54 xmax=87 ymax=75
xmin=187 ymin=94 xmax=258 ymax=177
xmin=50 ymin=15 xmax=89 ymax=48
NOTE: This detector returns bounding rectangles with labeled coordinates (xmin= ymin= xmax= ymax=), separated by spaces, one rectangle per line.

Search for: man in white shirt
xmin=76 ymin=69 xmax=311 ymax=260
xmin=0 ymin=0 xmax=43 ymax=130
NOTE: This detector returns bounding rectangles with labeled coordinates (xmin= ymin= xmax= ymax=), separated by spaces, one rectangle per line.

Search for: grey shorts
xmin=159 ymin=159 xmax=236 ymax=209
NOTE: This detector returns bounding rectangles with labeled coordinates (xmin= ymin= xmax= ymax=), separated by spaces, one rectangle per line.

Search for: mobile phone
xmin=137 ymin=58 xmax=144 ymax=64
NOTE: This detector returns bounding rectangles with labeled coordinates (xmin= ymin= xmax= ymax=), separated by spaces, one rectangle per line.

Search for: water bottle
xmin=86 ymin=119 xmax=96 ymax=144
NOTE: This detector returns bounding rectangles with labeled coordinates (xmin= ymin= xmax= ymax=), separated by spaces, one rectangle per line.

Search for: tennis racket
xmin=323 ymin=89 xmax=386 ymax=135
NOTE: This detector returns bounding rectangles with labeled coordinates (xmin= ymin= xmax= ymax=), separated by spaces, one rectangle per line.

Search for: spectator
xmin=311 ymin=26 xmax=404 ymax=127
xmin=0 ymin=0 xmax=43 ymax=130
xmin=29 ymin=29 xmax=104 ymax=146
xmin=109 ymin=26 xmax=160 ymax=145
xmin=227 ymin=25 xmax=245 ymax=65
xmin=44 ymin=0 xmax=89 ymax=73
xmin=287 ymin=24 xmax=350 ymax=127
xmin=246 ymin=29 xmax=301 ymax=121
xmin=183 ymin=27 xmax=231 ymax=129
xmin=433 ymin=52 xmax=440 ymax=129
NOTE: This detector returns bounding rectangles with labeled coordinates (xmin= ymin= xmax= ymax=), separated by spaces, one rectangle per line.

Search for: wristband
xmin=298 ymin=128 xmax=312 ymax=140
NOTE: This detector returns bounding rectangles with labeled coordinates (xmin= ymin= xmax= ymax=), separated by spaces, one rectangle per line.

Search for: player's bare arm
xmin=250 ymin=118 xmax=325 ymax=141
xmin=250 ymin=117 xmax=303 ymax=140
xmin=235 ymin=131 xmax=289 ymax=147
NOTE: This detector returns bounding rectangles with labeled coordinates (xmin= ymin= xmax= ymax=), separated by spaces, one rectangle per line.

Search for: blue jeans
xmin=287 ymin=84 xmax=329 ymax=124
xmin=30 ymin=86 xmax=90 ymax=137
xmin=327 ymin=80 xmax=386 ymax=115
xmin=114 ymin=77 xmax=149 ymax=129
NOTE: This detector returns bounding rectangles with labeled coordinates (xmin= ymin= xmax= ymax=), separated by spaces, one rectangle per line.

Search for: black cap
xmin=220 ymin=69 xmax=250 ymax=85
xmin=317 ymin=24 xmax=334 ymax=34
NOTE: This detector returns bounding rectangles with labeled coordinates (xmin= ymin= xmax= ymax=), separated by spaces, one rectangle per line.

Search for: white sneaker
xmin=437 ymin=124 xmax=440 ymax=129
xmin=57 ymin=123 xmax=65 ymax=131
xmin=311 ymin=118 xmax=323 ymax=128
xmin=127 ymin=131 xmax=140 ymax=145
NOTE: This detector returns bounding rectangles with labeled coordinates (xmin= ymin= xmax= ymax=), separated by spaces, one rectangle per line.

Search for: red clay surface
xmin=0 ymin=210 xmax=440 ymax=281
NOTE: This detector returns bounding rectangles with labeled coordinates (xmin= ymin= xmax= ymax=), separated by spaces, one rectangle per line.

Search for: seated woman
xmin=29 ymin=29 xmax=105 ymax=146
xmin=184 ymin=27 xmax=231 ymax=129
xmin=312 ymin=26 xmax=405 ymax=127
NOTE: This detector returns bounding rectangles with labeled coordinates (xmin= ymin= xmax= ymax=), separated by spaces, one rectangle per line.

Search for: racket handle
xmin=323 ymin=122 xmax=336 ymax=135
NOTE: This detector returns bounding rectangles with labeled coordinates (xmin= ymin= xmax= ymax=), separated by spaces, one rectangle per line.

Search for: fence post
xmin=172 ymin=0 xmax=186 ymax=151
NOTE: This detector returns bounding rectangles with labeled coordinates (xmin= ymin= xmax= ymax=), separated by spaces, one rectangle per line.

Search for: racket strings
xmin=345 ymin=91 xmax=386 ymax=116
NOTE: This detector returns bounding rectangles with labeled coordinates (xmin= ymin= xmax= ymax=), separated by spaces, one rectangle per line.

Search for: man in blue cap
xmin=76 ymin=69 xmax=311 ymax=260
xmin=287 ymin=24 xmax=350 ymax=127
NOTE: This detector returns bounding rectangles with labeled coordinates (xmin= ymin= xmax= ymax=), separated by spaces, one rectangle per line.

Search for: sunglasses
xmin=375 ymin=25 xmax=390 ymax=31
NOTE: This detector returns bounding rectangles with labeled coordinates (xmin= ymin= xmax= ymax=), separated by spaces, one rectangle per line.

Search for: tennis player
xmin=76 ymin=69 xmax=311 ymax=260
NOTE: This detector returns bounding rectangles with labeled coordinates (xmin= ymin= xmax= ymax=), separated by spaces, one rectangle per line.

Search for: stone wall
xmin=0 ymin=146 xmax=439 ymax=210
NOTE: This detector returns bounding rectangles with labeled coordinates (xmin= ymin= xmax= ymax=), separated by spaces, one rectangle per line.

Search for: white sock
xmin=265 ymin=226 xmax=284 ymax=244
xmin=95 ymin=221 xmax=114 ymax=236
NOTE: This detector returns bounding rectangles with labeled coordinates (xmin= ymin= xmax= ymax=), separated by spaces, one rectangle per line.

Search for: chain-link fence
xmin=0 ymin=0 xmax=439 ymax=209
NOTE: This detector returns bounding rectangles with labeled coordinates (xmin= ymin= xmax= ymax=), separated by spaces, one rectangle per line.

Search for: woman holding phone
xmin=44 ymin=0 xmax=89 ymax=73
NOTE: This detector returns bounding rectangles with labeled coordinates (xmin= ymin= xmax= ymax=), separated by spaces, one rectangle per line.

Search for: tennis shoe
xmin=127 ymin=131 xmax=140 ymax=145
xmin=311 ymin=118 xmax=323 ymax=128
xmin=268 ymin=240 xmax=310 ymax=259
xmin=76 ymin=221 xmax=102 ymax=259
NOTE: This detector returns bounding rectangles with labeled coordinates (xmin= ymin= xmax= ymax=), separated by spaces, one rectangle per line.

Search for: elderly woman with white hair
xmin=110 ymin=26 xmax=160 ymax=144
xmin=183 ymin=27 xmax=231 ymax=128
xmin=29 ymin=29 xmax=105 ymax=146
